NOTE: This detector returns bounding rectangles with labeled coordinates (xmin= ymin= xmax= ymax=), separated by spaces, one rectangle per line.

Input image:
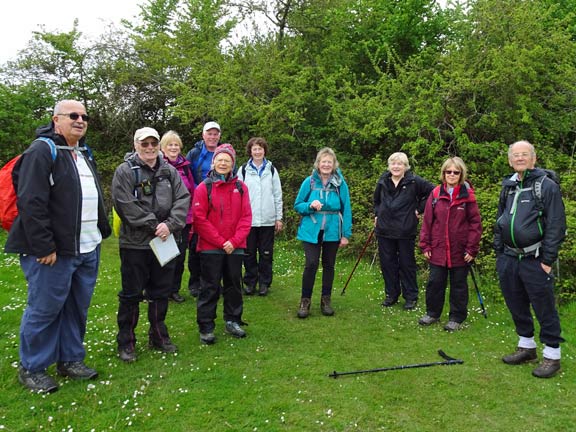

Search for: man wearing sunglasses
xmin=5 ymin=100 xmax=112 ymax=393
xmin=112 ymin=127 xmax=190 ymax=363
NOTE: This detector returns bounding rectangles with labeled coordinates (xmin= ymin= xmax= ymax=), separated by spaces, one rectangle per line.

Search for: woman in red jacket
xmin=192 ymin=144 xmax=252 ymax=344
xmin=418 ymin=157 xmax=482 ymax=331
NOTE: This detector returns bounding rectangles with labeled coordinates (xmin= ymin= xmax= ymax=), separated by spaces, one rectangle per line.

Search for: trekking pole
xmin=469 ymin=264 xmax=487 ymax=319
xmin=328 ymin=350 xmax=463 ymax=378
xmin=341 ymin=229 xmax=374 ymax=296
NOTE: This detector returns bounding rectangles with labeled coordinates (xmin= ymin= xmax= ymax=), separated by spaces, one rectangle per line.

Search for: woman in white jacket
xmin=237 ymin=137 xmax=283 ymax=296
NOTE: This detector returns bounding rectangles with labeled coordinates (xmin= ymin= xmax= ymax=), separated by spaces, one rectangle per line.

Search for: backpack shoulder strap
xmin=241 ymin=164 xmax=247 ymax=179
xmin=431 ymin=185 xmax=441 ymax=207
xmin=270 ymin=164 xmax=275 ymax=177
xmin=35 ymin=137 xmax=59 ymax=161
xmin=236 ymin=179 xmax=244 ymax=195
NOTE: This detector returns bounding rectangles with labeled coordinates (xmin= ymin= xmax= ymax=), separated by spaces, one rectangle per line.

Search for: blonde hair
xmin=387 ymin=152 xmax=410 ymax=170
xmin=313 ymin=147 xmax=339 ymax=173
xmin=440 ymin=157 xmax=467 ymax=185
xmin=160 ymin=130 xmax=183 ymax=151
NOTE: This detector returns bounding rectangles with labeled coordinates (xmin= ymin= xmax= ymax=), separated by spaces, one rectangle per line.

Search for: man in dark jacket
xmin=184 ymin=121 xmax=222 ymax=297
xmin=5 ymin=100 xmax=111 ymax=393
xmin=112 ymin=127 xmax=189 ymax=362
xmin=374 ymin=152 xmax=434 ymax=309
xmin=495 ymin=140 xmax=566 ymax=378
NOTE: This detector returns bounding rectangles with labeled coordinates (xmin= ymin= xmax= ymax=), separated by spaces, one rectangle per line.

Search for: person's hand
xmin=155 ymin=222 xmax=170 ymax=241
xmin=275 ymin=220 xmax=283 ymax=233
xmin=423 ymin=251 xmax=431 ymax=260
xmin=415 ymin=210 xmax=422 ymax=220
xmin=339 ymin=237 xmax=349 ymax=248
xmin=541 ymin=263 xmax=552 ymax=274
xmin=310 ymin=200 xmax=323 ymax=211
xmin=223 ymin=240 xmax=235 ymax=254
xmin=37 ymin=252 xmax=57 ymax=266
xmin=464 ymin=253 xmax=474 ymax=263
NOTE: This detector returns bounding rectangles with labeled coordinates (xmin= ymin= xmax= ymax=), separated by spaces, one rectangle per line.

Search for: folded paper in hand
xmin=149 ymin=234 xmax=180 ymax=266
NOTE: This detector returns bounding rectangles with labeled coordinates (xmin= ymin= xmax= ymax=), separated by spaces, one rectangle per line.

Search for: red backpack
xmin=0 ymin=138 xmax=59 ymax=231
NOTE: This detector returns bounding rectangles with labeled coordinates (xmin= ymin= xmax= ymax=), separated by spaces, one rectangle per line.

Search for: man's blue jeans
xmin=19 ymin=246 xmax=100 ymax=372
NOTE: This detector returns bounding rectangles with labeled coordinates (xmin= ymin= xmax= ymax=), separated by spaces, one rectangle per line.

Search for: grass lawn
xmin=0 ymin=235 xmax=573 ymax=431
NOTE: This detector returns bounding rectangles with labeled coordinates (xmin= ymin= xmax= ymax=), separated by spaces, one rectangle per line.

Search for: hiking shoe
xmin=18 ymin=366 xmax=58 ymax=393
xmin=200 ymin=332 xmax=216 ymax=345
xmin=170 ymin=292 xmax=186 ymax=303
xmin=418 ymin=314 xmax=439 ymax=326
xmin=225 ymin=321 xmax=247 ymax=338
xmin=444 ymin=321 xmax=462 ymax=332
xmin=321 ymin=295 xmax=335 ymax=316
xmin=149 ymin=339 xmax=178 ymax=353
xmin=118 ymin=347 xmax=137 ymax=363
xmin=381 ymin=297 xmax=398 ymax=307
xmin=258 ymin=285 xmax=269 ymax=296
xmin=243 ymin=284 xmax=255 ymax=295
xmin=56 ymin=361 xmax=98 ymax=380
xmin=297 ymin=298 xmax=311 ymax=318
xmin=502 ymin=347 xmax=538 ymax=365
xmin=532 ymin=358 xmax=561 ymax=378
xmin=404 ymin=300 xmax=417 ymax=310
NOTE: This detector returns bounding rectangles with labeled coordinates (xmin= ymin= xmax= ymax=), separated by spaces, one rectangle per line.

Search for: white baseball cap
xmin=134 ymin=127 xmax=160 ymax=143
xmin=203 ymin=121 xmax=221 ymax=132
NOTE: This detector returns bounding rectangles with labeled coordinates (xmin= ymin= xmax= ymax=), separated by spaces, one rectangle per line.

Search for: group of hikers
xmin=4 ymin=99 xmax=566 ymax=393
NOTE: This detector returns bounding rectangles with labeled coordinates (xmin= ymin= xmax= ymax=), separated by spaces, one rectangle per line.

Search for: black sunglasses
xmin=139 ymin=140 xmax=159 ymax=148
xmin=444 ymin=170 xmax=461 ymax=175
xmin=58 ymin=112 xmax=90 ymax=122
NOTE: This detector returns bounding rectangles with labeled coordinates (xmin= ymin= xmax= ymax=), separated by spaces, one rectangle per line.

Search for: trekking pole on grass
xmin=469 ymin=264 xmax=487 ymax=318
xmin=328 ymin=350 xmax=463 ymax=378
xmin=341 ymin=229 xmax=374 ymax=296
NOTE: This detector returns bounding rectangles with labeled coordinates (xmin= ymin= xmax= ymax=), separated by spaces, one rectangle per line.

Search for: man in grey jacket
xmin=112 ymin=127 xmax=189 ymax=362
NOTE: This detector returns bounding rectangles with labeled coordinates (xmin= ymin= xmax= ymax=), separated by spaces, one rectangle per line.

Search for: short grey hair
xmin=53 ymin=99 xmax=83 ymax=115
xmin=313 ymin=147 xmax=339 ymax=173
xmin=387 ymin=152 xmax=410 ymax=170
xmin=508 ymin=140 xmax=536 ymax=158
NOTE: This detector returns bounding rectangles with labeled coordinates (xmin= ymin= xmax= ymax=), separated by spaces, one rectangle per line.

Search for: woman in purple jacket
xmin=161 ymin=131 xmax=195 ymax=303
xmin=418 ymin=157 xmax=482 ymax=331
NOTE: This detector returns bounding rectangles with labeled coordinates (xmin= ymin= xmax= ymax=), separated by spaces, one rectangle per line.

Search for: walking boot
xmin=532 ymin=358 xmax=561 ymax=378
xmin=297 ymin=298 xmax=311 ymax=319
xmin=320 ymin=295 xmax=334 ymax=316
xmin=502 ymin=347 xmax=538 ymax=365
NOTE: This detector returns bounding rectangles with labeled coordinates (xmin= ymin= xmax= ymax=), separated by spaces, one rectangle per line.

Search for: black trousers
xmin=197 ymin=253 xmax=244 ymax=333
xmin=243 ymin=226 xmax=275 ymax=289
xmin=117 ymin=248 xmax=175 ymax=349
xmin=377 ymin=236 xmax=418 ymax=302
xmin=496 ymin=254 xmax=564 ymax=347
xmin=187 ymin=232 xmax=201 ymax=291
xmin=301 ymin=239 xmax=340 ymax=298
xmin=424 ymin=264 xmax=469 ymax=323
xmin=171 ymin=225 xmax=190 ymax=294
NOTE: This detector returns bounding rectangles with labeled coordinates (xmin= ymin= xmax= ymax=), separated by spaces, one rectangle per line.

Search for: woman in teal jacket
xmin=294 ymin=147 xmax=352 ymax=318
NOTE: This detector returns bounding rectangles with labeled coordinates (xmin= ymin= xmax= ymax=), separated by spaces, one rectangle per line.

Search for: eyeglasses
xmin=139 ymin=140 xmax=159 ymax=148
xmin=58 ymin=112 xmax=90 ymax=122
xmin=511 ymin=152 xmax=532 ymax=159
xmin=444 ymin=170 xmax=461 ymax=175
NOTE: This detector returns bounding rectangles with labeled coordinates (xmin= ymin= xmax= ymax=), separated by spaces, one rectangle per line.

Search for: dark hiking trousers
xmin=117 ymin=248 xmax=175 ymax=350
xmin=243 ymin=226 xmax=275 ymax=289
xmin=377 ymin=236 xmax=418 ymax=302
xmin=197 ymin=253 xmax=244 ymax=333
xmin=496 ymin=254 xmax=564 ymax=347
xmin=301 ymin=239 xmax=340 ymax=298
xmin=424 ymin=264 xmax=469 ymax=323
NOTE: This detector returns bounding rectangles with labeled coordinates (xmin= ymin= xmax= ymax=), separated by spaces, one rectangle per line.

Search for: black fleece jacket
xmin=4 ymin=123 xmax=111 ymax=257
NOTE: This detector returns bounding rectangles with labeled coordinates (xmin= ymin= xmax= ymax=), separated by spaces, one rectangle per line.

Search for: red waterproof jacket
xmin=192 ymin=172 xmax=252 ymax=252
xmin=419 ymin=183 xmax=482 ymax=268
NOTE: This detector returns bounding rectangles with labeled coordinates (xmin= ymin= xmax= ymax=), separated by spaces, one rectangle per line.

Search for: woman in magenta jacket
xmin=161 ymin=130 xmax=195 ymax=303
xmin=418 ymin=157 xmax=482 ymax=332
xmin=192 ymin=144 xmax=252 ymax=345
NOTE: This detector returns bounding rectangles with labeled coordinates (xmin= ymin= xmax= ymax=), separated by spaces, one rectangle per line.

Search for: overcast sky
xmin=0 ymin=1 xmax=143 ymax=64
